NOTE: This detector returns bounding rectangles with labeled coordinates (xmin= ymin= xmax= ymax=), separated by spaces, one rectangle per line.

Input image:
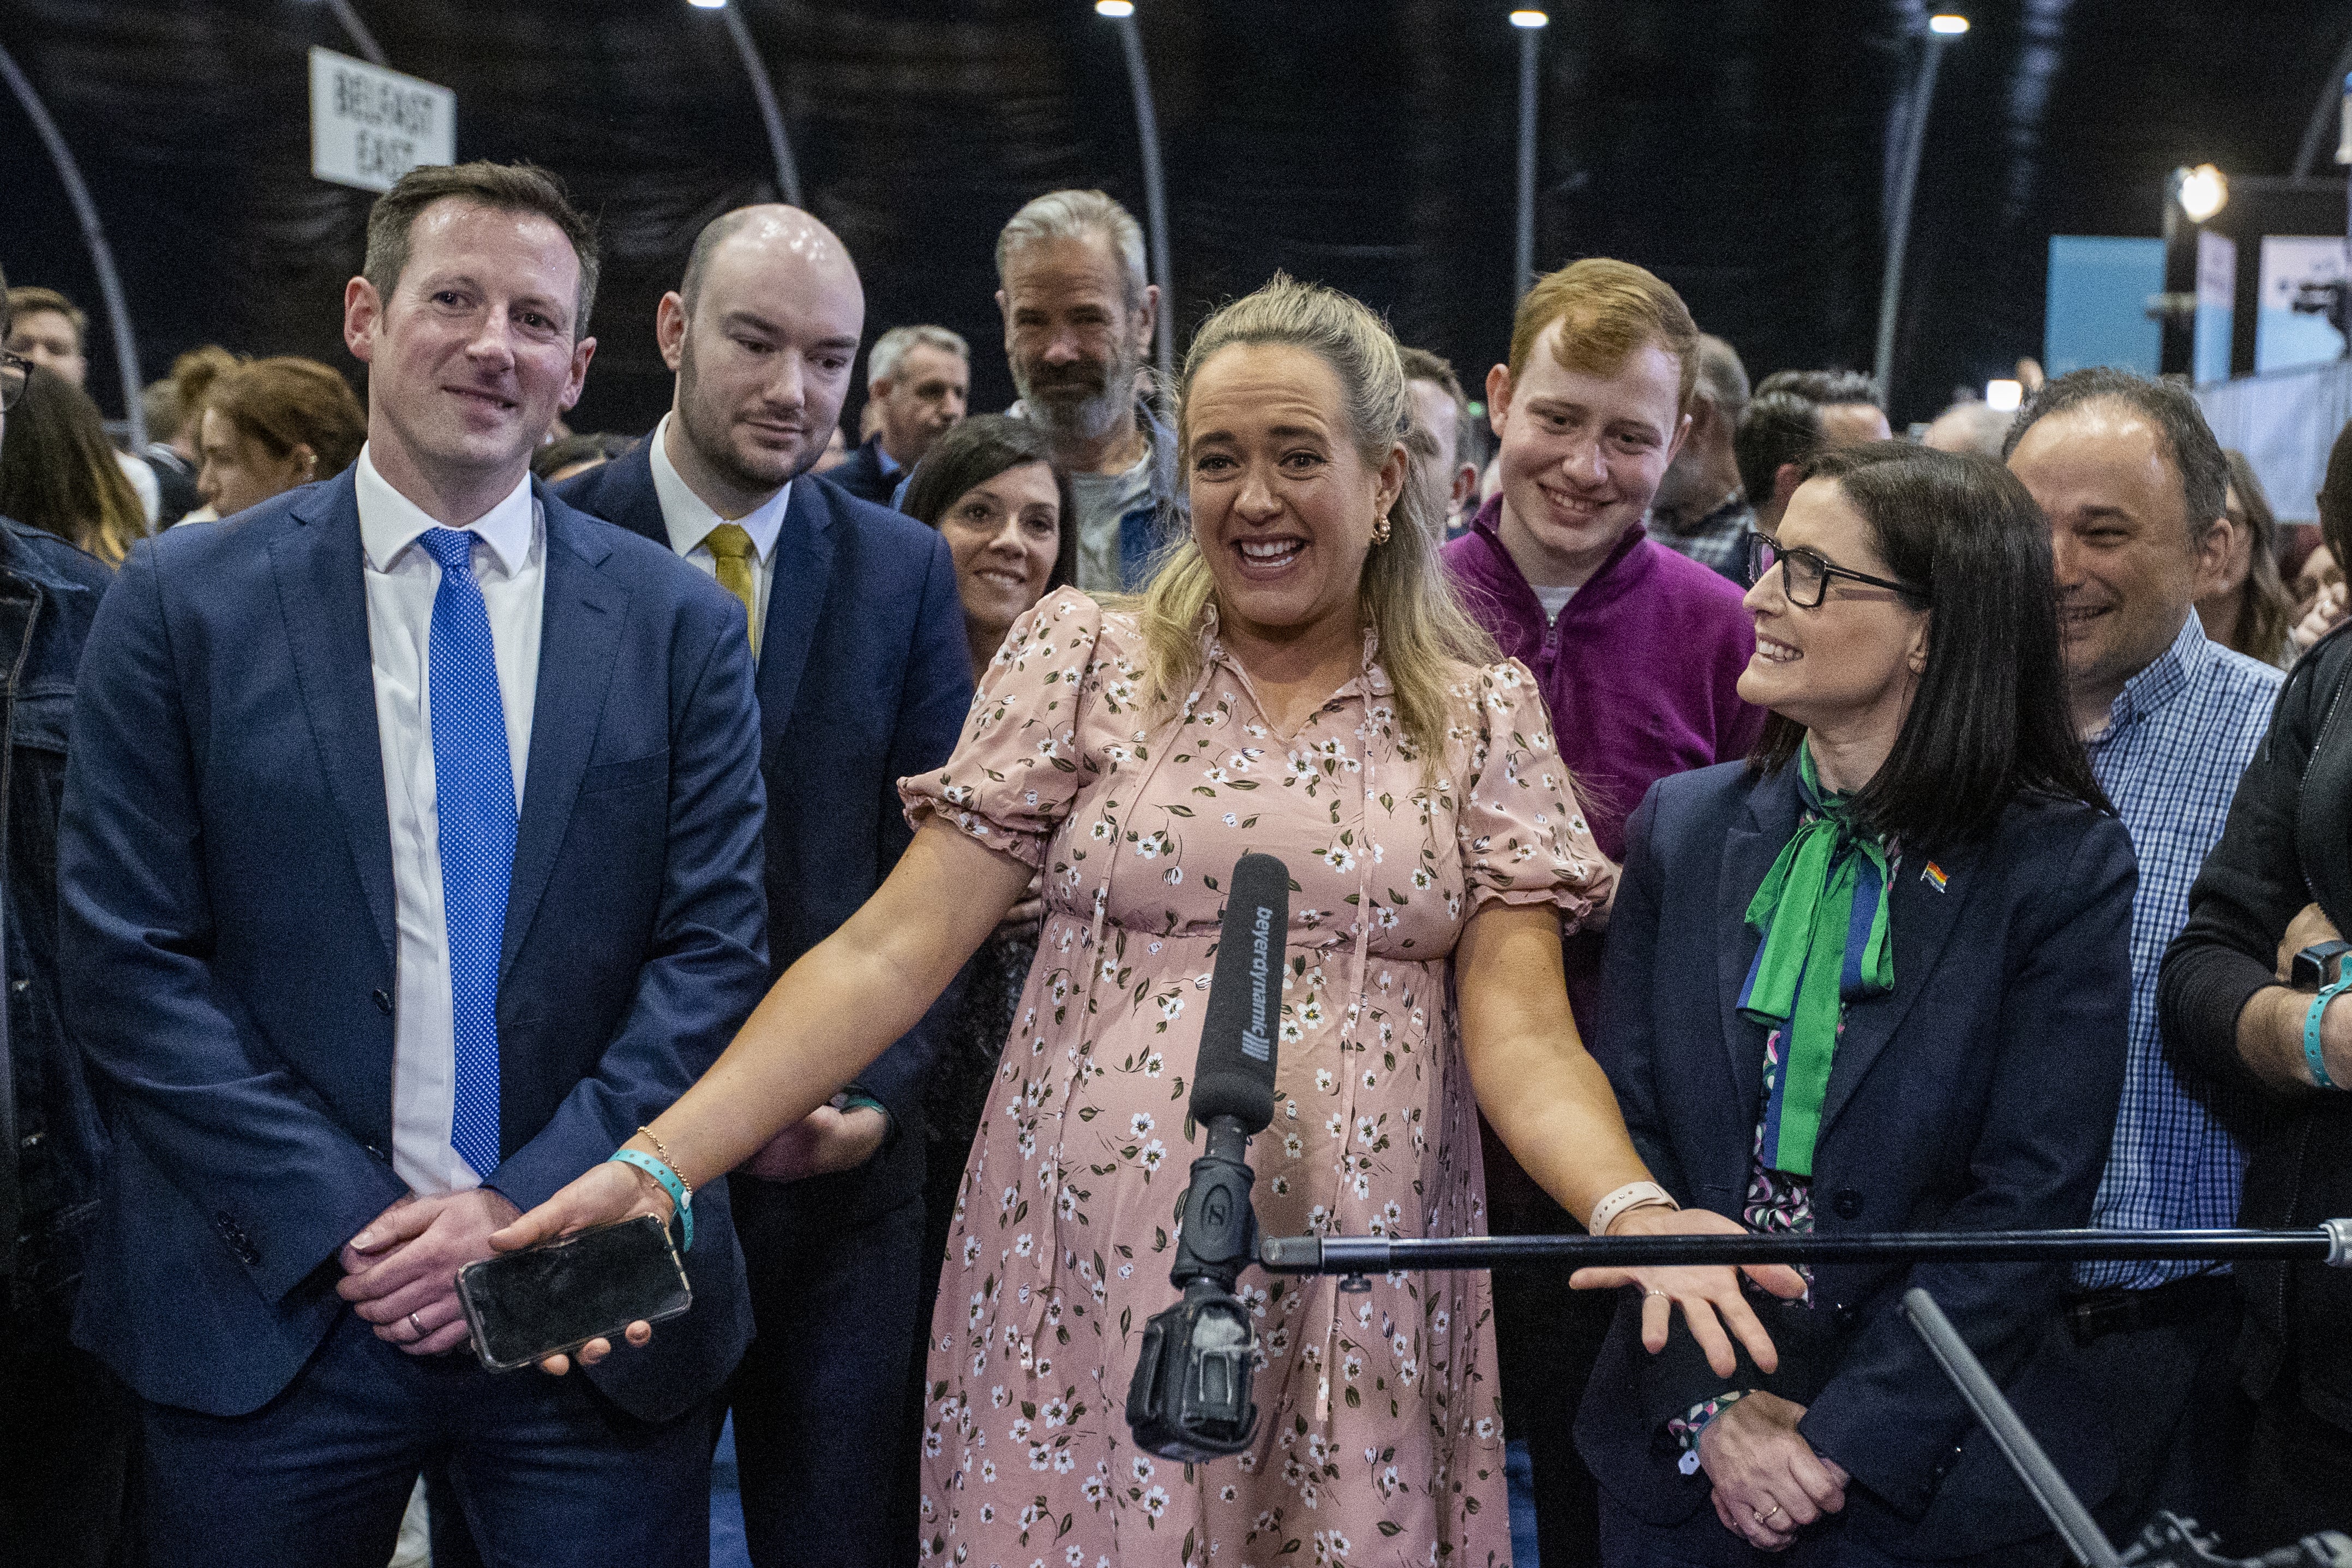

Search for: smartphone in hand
xmin=456 ymin=1213 xmax=691 ymax=1373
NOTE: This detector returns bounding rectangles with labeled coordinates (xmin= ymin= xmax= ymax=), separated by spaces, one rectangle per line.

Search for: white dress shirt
xmin=647 ymin=412 xmax=791 ymax=644
xmin=357 ymin=447 xmax=545 ymax=1195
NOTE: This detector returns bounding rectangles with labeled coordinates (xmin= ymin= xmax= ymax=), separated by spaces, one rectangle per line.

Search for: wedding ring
xmin=1755 ymin=1502 xmax=1786 ymax=1523
xmin=1645 ymin=1289 xmax=1670 ymax=1299
xmin=409 ymin=1311 xmax=424 ymax=1337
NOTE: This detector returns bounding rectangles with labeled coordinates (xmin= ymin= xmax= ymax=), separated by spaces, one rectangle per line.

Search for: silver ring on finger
xmin=408 ymin=1311 xmax=424 ymax=1338
xmin=1645 ymin=1288 xmax=1669 ymax=1299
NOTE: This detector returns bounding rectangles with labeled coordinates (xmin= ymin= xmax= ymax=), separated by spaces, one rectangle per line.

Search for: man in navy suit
xmin=556 ymin=205 xmax=971 ymax=1568
xmin=58 ymin=162 xmax=769 ymax=1568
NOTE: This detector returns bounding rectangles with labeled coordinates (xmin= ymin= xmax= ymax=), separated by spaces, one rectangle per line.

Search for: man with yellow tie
xmin=554 ymin=204 xmax=972 ymax=1568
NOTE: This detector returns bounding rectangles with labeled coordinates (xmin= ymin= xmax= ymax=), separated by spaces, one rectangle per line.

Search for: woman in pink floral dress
xmin=904 ymin=579 xmax=1599 ymax=1567
xmin=507 ymin=275 xmax=1798 ymax=1568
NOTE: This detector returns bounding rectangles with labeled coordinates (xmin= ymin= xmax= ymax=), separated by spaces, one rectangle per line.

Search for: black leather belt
xmin=2061 ymin=1273 xmax=2237 ymax=1346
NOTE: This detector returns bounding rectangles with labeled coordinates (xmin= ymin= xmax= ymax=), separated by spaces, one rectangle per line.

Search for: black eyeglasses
xmin=0 ymin=353 xmax=26 ymax=415
xmin=1747 ymin=532 xmax=1928 ymax=609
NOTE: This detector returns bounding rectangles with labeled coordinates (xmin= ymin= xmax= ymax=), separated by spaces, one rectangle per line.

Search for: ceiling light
xmin=1984 ymin=379 xmax=2023 ymax=412
xmin=1928 ymin=14 xmax=1969 ymax=33
xmin=1095 ymin=1 xmax=1135 ymax=15
xmin=688 ymin=0 xmax=726 ymax=9
xmin=1509 ymin=9 xmax=1549 ymax=27
xmin=2174 ymin=163 xmax=2229 ymax=224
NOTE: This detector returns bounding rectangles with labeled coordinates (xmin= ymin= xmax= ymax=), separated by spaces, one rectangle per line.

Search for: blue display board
xmin=2045 ymin=236 xmax=2164 ymax=378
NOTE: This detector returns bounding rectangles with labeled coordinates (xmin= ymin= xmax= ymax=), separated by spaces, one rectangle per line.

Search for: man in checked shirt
xmin=2006 ymin=368 xmax=2283 ymax=1536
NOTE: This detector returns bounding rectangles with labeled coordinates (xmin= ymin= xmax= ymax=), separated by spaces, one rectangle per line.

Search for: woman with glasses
xmin=1581 ymin=444 xmax=2137 ymax=1565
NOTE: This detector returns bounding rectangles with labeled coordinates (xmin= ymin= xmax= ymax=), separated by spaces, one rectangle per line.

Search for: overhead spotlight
xmin=1928 ymin=13 xmax=1969 ymax=33
xmin=1095 ymin=0 xmax=1135 ymax=14
xmin=2173 ymin=163 xmax=2229 ymax=224
xmin=688 ymin=0 xmax=727 ymax=8
xmin=1510 ymin=9 xmax=1549 ymax=26
xmin=1984 ymin=379 xmax=2023 ymax=412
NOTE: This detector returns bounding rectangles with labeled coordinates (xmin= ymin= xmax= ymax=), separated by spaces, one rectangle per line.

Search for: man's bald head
xmin=657 ymin=205 xmax=868 ymax=515
xmin=680 ymin=205 xmax=859 ymax=317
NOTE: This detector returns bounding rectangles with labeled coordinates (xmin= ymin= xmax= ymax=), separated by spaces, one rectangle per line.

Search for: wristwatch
xmin=2295 ymin=941 xmax=2352 ymax=1090
xmin=2291 ymin=939 xmax=2352 ymax=991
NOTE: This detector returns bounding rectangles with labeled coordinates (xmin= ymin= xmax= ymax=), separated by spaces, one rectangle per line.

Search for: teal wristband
xmin=838 ymin=1093 xmax=886 ymax=1119
xmin=2302 ymin=977 xmax=2350 ymax=1091
xmin=608 ymin=1149 xmax=694 ymax=1253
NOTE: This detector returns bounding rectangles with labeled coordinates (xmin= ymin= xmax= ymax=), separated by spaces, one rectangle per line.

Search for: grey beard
xmin=1015 ymin=368 xmax=1135 ymax=447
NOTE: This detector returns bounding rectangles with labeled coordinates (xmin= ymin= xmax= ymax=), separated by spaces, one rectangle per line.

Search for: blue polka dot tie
xmin=418 ymin=527 xmax=515 ymax=1180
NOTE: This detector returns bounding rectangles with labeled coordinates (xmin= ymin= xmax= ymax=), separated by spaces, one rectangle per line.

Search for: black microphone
xmin=1126 ymin=852 xmax=1289 ymax=1461
xmin=1187 ymin=851 xmax=1286 ymax=1131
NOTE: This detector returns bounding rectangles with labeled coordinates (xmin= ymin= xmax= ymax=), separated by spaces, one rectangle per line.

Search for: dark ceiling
xmin=3 ymin=0 xmax=2348 ymax=436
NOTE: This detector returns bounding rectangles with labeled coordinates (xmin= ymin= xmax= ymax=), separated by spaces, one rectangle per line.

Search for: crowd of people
xmin=3 ymin=156 xmax=2350 ymax=1568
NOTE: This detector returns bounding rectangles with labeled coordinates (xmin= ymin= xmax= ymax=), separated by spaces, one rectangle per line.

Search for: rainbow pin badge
xmin=1922 ymin=861 xmax=1949 ymax=894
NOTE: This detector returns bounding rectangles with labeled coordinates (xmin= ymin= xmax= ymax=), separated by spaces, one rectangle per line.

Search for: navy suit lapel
xmin=1814 ymin=832 xmax=1984 ymax=1140
xmin=1717 ymin=766 xmax=1799 ymax=1126
xmin=271 ymin=473 xmax=395 ymax=965
xmin=575 ymin=442 xmax=667 ymax=546
xmin=501 ymin=494 xmax=628 ymax=980
xmin=755 ymin=479 xmax=838 ymax=738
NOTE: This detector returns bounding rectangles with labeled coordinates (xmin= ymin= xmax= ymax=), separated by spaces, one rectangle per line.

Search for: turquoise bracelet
xmin=608 ymin=1149 xmax=694 ymax=1253
xmin=2303 ymin=976 xmax=2350 ymax=1091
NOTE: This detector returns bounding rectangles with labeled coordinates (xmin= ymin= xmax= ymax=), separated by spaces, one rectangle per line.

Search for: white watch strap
xmin=1588 ymin=1180 xmax=1678 ymax=1237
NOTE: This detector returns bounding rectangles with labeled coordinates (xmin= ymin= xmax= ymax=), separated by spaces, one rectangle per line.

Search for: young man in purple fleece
xmin=1441 ymin=257 xmax=1764 ymax=1568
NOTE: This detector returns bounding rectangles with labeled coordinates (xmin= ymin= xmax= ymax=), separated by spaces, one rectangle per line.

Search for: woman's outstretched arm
xmin=490 ymin=818 xmax=1031 ymax=1272
xmin=1456 ymin=904 xmax=1804 ymax=1380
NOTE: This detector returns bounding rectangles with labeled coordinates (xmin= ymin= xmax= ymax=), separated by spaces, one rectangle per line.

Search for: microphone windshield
xmin=1189 ymin=853 xmax=1289 ymax=1133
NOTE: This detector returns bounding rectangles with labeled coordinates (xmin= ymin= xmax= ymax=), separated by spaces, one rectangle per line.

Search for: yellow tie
xmin=706 ymin=523 xmax=760 ymax=656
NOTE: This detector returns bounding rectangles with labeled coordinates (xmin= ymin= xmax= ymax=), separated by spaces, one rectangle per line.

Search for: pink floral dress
xmin=902 ymin=589 xmax=1614 ymax=1568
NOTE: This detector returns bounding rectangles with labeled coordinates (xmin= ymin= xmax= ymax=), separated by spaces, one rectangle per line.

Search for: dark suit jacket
xmin=59 ymin=469 xmax=770 ymax=1422
xmin=826 ymin=434 xmax=904 ymax=509
xmin=1575 ymin=759 xmax=2135 ymax=1555
xmin=556 ymin=447 xmax=972 ymax=1211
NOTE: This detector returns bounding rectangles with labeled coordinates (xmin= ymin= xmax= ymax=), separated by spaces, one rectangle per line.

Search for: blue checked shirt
xmin=2078 ymin=615 xmax=2282 ymax=1291
xmin=1647 ymin=492 xmax=1753 ymax=584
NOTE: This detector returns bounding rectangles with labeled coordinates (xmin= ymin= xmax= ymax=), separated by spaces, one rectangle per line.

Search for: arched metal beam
xmin=1515 ymin=22 xmax=1541 ymax=297
xmin=2293 ymin=27 xmax=2352 ymax=179
xmin=721 ymin=5 xmax=804 ymax=209
xmin=1874 ymin=28 xmax=1954 ymax=411
xmin=1108 ymin=11 xmax=1175 ymax=396
xmin=323 ymin=0 xmax=389 ymax=68
xmin=0 ymin=42 xmax=146 ymax=448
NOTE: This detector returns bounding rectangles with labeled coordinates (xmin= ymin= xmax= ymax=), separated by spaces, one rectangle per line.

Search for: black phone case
xmin=455 ymin=1214 xmax=693 ymax=1374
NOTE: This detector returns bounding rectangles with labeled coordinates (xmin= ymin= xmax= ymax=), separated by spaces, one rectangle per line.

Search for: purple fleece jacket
xmin=1444 ymin=498 xmax=1765 ymax=1224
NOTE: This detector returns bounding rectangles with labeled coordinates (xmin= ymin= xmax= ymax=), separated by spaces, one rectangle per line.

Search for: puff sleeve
xmin=899 ymin=587 xmax=1108 ymax=868
xmin=1455 ymin=658 xmax=1618 ymax=930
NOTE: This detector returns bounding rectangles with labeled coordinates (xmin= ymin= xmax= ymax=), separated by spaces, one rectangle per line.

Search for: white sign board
xmin=309 ymin=47 xmax=454 ymax=194
xmin=2257 ymin=236 xmax=2349 ymax=375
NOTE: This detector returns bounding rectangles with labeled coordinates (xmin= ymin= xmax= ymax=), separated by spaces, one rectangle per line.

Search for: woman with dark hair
xmin=2197 ymin=450 xmax=2294 ymax=666
xmin=899 ymin=413 xmax=1079 ymax=671
xmin=0 ymin=365 xmax=146 ymax=564
xmin=2159 ymin=422 xmax=2352 ymax=1542
xmin=887 ymin=413 xmax=1081 ymax=1545
xmin=1582 ymin=443 xmax=2135 ymax=1565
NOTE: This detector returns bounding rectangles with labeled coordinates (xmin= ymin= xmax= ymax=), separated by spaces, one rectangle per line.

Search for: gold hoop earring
xmin=1371 ymin=515 xmax=1393 ymax=545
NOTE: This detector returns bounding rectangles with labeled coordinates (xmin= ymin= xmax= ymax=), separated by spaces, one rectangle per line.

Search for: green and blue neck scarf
xmin=1735 ymin=744 xmax=1894 ymax=1178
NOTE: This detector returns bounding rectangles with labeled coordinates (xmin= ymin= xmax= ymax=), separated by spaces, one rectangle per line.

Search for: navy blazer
xmin=59 ymin=470 xmax=771 ymax=1421
xmin=826 ymin=434 xmax=903 ymax=508
xmin=556 ymin=446 xmax=972 ymax=1207
xmin=1575 ymin=760 xmax=2135 ymax=1555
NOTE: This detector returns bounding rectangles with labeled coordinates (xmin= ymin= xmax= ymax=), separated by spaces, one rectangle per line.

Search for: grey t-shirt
xmin=1071 ymin=442 xmax=1158 ymax=593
